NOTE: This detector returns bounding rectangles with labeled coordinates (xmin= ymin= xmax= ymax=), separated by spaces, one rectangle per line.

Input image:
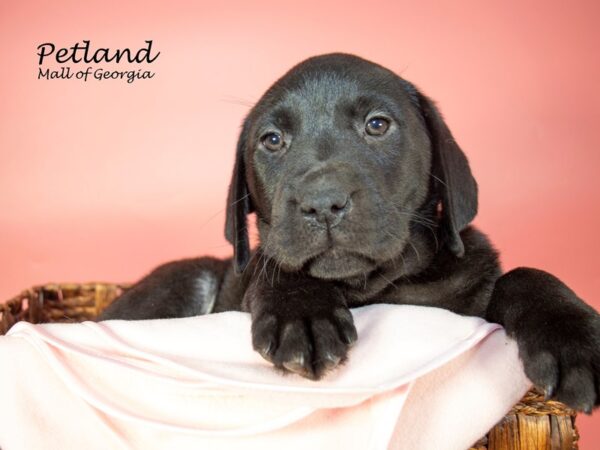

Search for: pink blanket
xmin=0 ymin=304 xmax=531 ymax=449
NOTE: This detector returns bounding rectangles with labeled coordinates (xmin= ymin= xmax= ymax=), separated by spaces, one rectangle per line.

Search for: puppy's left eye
xmin=365 ymin=117 xmax=390 ymax=136
xmin=262 ymin=132 xmax=284 ymax=151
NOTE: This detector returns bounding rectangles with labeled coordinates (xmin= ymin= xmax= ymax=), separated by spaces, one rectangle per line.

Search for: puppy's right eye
xmin=262 ymin=132 xmax=284 ymax=151
xmin=365 ymin=117 xmax=390 ymax=136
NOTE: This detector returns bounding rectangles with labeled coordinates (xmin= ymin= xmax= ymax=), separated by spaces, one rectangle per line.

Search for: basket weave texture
xmin=0 ymin=282 xmax=579 ymax=450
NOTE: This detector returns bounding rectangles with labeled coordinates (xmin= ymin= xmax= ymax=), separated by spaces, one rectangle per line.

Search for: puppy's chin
xmin=307 ymin=250 xmax=376 ymax=280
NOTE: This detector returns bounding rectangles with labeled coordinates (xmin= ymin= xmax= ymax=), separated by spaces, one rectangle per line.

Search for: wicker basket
xmin=0 ymin=283 xmax=579 ymax=449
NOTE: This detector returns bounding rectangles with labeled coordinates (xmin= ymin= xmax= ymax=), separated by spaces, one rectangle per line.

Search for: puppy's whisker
xmin=381 ymin=229 xmax=407 ymax=272
xmin=428 ymin=172 xmax=448 ymax=188
xmin=390 ymin=205 xmax=440 ymax=252
xmin=391 ymin=207 xmax=437 ymax=226
xmin=377 ymin=272 xmax=399 ymax=291
xmin=230 ymin=193 xmax=251 ymax=207
xmin=220 ymin=95 xmax=256 ymax=108
xmin=202 ymin=189 xmax=257 ymax=232
xmin=249 ymin=251 xmax=262 ymax=279
xmin=408 ymin=241 xmax=421 ymax=263
xmin=270 ymin=257 xmax=279 ymax=287
xmin=258 ymin=253 xmax=268 ymax=283
xmin=196 ymin=206 xmax=228 ymax=232
xmin=253 ymin=251 xmax=268 ymax=282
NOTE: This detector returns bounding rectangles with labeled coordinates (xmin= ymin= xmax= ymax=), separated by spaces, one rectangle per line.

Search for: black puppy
xmin=99 ymin=54 xmax=600 ymax=413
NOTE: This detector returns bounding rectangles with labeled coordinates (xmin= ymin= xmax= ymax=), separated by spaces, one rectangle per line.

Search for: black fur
xmin=487 ymin=268 xmax=600 ymax=413
xmin=225 ymin=121 xmax=254 ymax=274
xmin=98 ymin=54 xmax=600 ymax=413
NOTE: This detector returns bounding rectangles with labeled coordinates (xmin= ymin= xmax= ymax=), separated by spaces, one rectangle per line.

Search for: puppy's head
xmin=225 ymin=53 xmax=477 ymax=278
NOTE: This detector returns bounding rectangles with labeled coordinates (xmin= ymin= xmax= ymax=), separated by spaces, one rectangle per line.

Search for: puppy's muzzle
xmin=299 ymin=187 xmax=351 ymax=229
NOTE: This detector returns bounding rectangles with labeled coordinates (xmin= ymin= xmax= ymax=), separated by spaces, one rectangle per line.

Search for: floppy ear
xmin=416 ymin=91 xmax=478 ymax=257
xmin=225 ymin=121 xmax=254 ymax=274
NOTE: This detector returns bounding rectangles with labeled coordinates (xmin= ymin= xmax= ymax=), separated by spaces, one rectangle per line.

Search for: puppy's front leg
xmin=486 ymin=267 xmax=600 ymax=412
xmin=243 ymin=259 xmax=357 ymax=380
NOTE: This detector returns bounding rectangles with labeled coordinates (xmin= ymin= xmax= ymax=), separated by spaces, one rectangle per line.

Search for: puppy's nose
xmin=300 ymin=191 xmax=350 ymax=228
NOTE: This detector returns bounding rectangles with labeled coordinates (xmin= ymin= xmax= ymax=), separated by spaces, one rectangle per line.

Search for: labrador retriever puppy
xmin=99 ymin=53 xmax=600 ymax=413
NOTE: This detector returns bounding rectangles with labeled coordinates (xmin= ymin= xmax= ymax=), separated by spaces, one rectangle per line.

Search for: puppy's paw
xmin=517 ymin=314 xmax=600 ymax=413
xmin=251 ymin=306 xmax=357 ymax=380
xmin=488 ymin=267 xmax=600 ymax=414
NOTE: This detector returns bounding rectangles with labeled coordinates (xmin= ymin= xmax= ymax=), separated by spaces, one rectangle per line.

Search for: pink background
xmin=1 ymin=0 xmax=598 ymax=444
